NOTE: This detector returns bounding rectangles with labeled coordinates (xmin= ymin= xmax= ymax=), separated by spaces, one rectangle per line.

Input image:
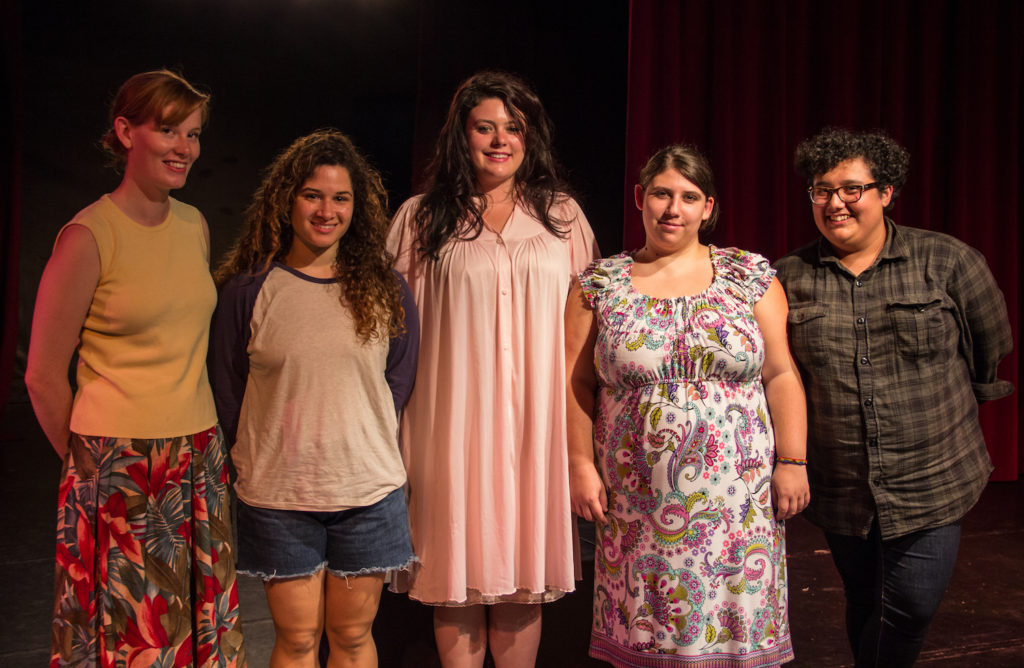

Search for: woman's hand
xmin=754 ymin=278 xmax=810 ymax=522
xmin=570 ymin=461 xmax=608 ymax=524
xmin=771 ymin=464 xmax=810 ymax=520
xmin=565 ymin=278 xmax=606 ymax=522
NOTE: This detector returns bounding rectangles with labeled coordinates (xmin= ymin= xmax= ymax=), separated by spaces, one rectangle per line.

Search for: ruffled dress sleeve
xmin=577 ymin=252 xmax=632 ymax=310
xmin=714 ymin=246 xmax=776 ymax=303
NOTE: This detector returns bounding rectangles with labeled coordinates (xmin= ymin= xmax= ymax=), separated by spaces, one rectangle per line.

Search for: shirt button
xmin=857 ymin=316 xmax=865 ymax=325
xmin=501 ymin=289 xmax=508 ymax=295
xmin=496 ymin=237 xmax=505 ymax=246
xmin=860 ymin=356 xmax=869 ymax=365
xmin=864 ymin=398 xmax=873 ymax=407
xmin=856 ymin=280 xmax=864 ymax=287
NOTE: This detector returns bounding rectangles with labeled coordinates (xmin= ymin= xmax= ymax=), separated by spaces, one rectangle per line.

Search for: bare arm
xmin=753 ymin=278 xmax=810 ymax=521
xmin=25 ymin=225 xmax=100 ymax=459
xmin=565 ymin=279 xmax=607 ymax=523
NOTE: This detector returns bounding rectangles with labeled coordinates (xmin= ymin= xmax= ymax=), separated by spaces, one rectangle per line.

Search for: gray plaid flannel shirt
xmin=775 ymin=220 xmax=1013 ymax=539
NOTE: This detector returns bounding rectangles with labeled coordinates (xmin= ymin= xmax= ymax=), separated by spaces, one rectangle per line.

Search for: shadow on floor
xmin=3 ymin=399 xmax=1022 ymax=666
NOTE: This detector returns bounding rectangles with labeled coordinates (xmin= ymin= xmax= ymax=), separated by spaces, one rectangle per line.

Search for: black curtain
xmin=1 ymin=0 xmax=22 ymax=410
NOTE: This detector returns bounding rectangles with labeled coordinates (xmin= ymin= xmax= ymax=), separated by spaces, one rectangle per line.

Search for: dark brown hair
xmin=412 ymin=71 xmax=573 ymax=260
xmin=638 ymin=144 xmax=720 ymax=232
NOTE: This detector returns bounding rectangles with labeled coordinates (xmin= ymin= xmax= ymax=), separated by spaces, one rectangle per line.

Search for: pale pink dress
xmin=387 ymin=194 xmax=599 ymax=605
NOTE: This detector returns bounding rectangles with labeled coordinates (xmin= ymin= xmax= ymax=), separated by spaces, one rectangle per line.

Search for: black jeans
xmin=824 ymin=519 xmax=962 ymax=667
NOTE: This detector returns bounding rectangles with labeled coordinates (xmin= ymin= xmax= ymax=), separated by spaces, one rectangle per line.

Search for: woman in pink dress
xmin=387 ymin=71 xmax=599 ymax=666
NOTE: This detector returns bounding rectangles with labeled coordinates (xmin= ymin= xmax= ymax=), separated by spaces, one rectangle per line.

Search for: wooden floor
xmin=3 ymin=399 xmax=1022 ymax=667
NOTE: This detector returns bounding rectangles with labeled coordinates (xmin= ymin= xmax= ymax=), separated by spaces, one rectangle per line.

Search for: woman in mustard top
xmin=25 ymin=69 xmax=244 ymax=667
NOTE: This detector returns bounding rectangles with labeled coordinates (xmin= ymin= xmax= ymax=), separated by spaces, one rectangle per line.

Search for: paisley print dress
xmin=580 ymin=248 xmax=793 ymax=667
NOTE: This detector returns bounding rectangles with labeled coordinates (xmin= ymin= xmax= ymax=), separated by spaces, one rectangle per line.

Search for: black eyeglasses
xmin=808 ymin=182 xmax=879 ymax=205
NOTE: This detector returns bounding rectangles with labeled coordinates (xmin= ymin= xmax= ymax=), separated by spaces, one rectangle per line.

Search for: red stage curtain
xmin=625 ymin=0 xmax=1022 ymax=479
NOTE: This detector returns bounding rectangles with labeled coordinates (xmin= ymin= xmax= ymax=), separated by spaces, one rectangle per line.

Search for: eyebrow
xmin=813 ymin=178 xmax=869 ymax=186
xmin=300 ymin=187 xmax=353 ymax=195
xmin=650 ymin=186 xmax=701 ymax=195
xmin=470 ymin=116 xmax=521 ymax=126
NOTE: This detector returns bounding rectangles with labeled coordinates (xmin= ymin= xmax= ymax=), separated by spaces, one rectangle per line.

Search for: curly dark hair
xmin=214 ymin=129 xmax=403 ymax=342
xmin=101 ymin=69 xmax=210 ymax=167
xmin=794 ymin=128 xmax=910 ymax=210
xmin=638 ymin=144 xmax=720 ymax=233
xmin=412 ymin=70 xmax=573 ymax=260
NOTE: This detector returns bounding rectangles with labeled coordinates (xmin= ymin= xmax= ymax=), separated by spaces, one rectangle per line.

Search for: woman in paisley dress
xmin=25 ymin=70 xmax=245 ymax=667
xmin=565 ymin=144 xmax=809 ymax=667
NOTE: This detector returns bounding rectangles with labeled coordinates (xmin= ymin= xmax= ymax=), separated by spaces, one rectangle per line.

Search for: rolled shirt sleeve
xmin=948 ymin=244 xmax=1014 ymax=402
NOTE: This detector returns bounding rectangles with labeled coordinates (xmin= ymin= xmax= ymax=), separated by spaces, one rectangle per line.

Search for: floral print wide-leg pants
xmin=50 ymin=427 xmax=245 ymax=667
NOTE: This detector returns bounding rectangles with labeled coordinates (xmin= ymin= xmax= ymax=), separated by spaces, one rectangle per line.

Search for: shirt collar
xmin=815 ymin=217 xmax=910 ymax=267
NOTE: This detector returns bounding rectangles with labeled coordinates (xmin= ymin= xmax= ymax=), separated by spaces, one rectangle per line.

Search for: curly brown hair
xmin=214 ymin=129 xmax=403 ymax=342
xmin=794 ymin=127 xmax=910 ymax=211
xmin=413 ymin=71 xmax=573 ymax=260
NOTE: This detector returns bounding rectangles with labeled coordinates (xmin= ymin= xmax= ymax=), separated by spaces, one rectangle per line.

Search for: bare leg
xmin=434 ymin=604 xmax=487 ymax=668
xmin=489 ymin=603 xmax=542 ymax=668
xmin=323 ymin=572 xmax=386 ymax=668
xmin=264 ymin=572 xmax=326 ymax=667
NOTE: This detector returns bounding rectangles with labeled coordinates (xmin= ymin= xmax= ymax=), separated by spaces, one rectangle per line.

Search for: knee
xmin=326 ymin=620 xmax=375 ymax=656
xmin=273 ymin=627 xmax=321 ymax=658
xmin=883 ymin=564 xmax=956 ymax=631
xmin=884 ymin=588 xmax=944 ymax=632
xmin=841 ymin=577 xmax=877 ymax=607
xmin=490 ymin=603 xmax=542 ymax=633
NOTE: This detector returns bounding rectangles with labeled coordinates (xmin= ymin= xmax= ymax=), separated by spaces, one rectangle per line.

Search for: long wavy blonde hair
xmin=214 ymin=129 xmax=402 ymax=341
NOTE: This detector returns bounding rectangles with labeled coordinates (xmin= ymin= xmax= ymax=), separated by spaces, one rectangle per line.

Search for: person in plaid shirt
xmin=774 ymin=127 xmax=1013 ymax=667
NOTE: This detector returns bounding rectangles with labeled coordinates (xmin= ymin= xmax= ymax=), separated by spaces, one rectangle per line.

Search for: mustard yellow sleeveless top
xmin=60 ymin=195 xmax=218 ymax=438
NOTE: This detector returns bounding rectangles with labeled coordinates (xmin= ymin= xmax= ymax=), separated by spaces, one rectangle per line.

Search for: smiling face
xmin=464 ymin=97 xmax=525 ymax=192
xmin=288 ymin=164 xmax=354 ymax=265
xmin=118 ymin=105 xmax=203 ymax=193
xmin=635 ymin=168 xmax=714 ymax=254
xmin=812 ymin=157 xmax=892 ymax=257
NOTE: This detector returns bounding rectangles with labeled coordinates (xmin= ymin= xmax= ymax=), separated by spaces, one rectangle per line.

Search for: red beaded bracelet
xmin=776 ymin=456 xmax=807 ymax=466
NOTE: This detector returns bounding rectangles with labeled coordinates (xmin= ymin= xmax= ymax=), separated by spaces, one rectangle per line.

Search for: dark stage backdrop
xmin=3 ymin=1 xmax=1020 ymax=478
xmin=624 ymin=0 xmax=1022 ymax=479
xmin=1 ymin=0 xmax=21 ymax=412
xmin=406 ymin=0 xmax=628 ymax=251
xmin=5 ymin=0 xmax=423 ymax=407
xmin=2 ymin=1 xmax=628 ymax=409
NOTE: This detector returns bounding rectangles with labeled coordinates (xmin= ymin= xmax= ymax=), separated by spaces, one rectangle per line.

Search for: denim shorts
xmin=235 ymin=487 xmax=416 ymax=580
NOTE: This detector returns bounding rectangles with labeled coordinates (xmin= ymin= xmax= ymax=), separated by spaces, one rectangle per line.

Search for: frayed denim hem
xmin=238 ymin=560 xmax=330 ymax=582
xmin=239 ymin=555 xmax=419 ymax=583
xmin=325 ymin=554 xmax=420 ymax=580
